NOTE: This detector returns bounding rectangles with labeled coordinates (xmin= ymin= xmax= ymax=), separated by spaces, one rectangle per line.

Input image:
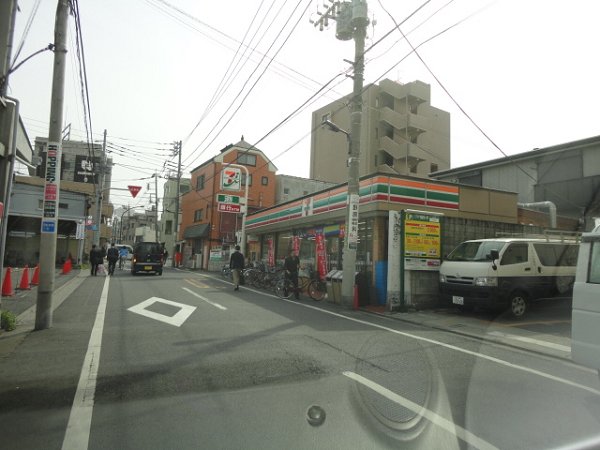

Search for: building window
xmin=180 ymin=185 xmax=190 ymax=194
xmin=194 ymin=209 xmax=203 ymax=222
xmin=283 ymin=187 xmax=290 ymax=195
xmin=430 ymin=163 xmax=439 ymax=173
xmin=261 ymin=176 xmax=268 ymax=186
xmin=237 ymin=153 xmax=256 ymax=166
xmin=165 ymin=220 xmax=172 ymax=235
xmin=196 ymin=174 xmax=205 ymax=190
xmin=241 ymin=173 xmax=252 ymax=186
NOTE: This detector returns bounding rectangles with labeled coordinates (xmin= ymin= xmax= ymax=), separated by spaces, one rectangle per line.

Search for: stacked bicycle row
xmin=221 ymin=262 xmax=327 ymax=301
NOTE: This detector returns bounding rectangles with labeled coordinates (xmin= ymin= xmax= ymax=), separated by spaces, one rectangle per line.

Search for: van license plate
xmin=452 ymin=296 xmax=464 ymax=305
xmin=144 ymin=266 xmax=152 ymax=270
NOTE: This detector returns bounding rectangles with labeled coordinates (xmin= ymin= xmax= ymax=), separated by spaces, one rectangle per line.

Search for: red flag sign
xmin=128 ymin=185 xmax=142 ymax=198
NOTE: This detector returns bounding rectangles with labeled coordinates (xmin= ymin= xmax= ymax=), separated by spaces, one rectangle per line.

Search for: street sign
xmin=218 ymin=203 xmax=242 ymax=213
xmin=216 ymin=194 xmax=240 ymax=204
xmin=128 ymin=185 xmax=142 ymax=198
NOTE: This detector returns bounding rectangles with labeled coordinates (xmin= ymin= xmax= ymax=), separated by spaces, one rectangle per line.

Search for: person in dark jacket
xmin=106 ymin=243 xmax=119 ymax=275
xmin=229 ymin=245 xmax=245 ymax=291
xmin=284 ymin=250 xmax=300 ymax=299
xmin=89 ymin=244 xmax=103 ymax=276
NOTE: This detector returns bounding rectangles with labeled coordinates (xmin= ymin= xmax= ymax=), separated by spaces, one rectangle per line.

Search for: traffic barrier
xmin=2 ymin=267 xmax=15 ymax=296
xmin=62 ymin=258 xmax=72 ymax=274
xmin=31 ymin=265 xmax=40 ymax=285
xmin=18 ymin=265 xmax=31 ymax=290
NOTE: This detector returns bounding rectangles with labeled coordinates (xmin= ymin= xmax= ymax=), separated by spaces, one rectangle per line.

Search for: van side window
xmin=533 ymin=243 xmax=578 ymax=267
xmin=589 ymin=241 xmax=600 ymax=284
xmin=500 ymin=243 xmax=528 ymax=265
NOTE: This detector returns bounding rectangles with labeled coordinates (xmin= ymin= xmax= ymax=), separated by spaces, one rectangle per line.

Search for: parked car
xmin=131 ymin=242 xmax=163 ymax=275
xmin=439 ymin=237 xmax=579 ymax=317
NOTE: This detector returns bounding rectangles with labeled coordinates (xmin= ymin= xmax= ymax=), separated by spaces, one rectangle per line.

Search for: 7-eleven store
xmin=245 ymin=172 xmax=519 ymax=309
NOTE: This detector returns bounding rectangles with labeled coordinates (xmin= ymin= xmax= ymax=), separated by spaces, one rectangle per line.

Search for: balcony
xmin=379 ymin=107 xmax=431 ymax=135
xmin=379 ymin=136 xmax=432 ymax=163
xmin=379 ymin=79 xmax=430 ymax=104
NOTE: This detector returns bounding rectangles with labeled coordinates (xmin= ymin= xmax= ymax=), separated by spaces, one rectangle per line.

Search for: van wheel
xmin=508 ymin=292 xmax=528 ymax=318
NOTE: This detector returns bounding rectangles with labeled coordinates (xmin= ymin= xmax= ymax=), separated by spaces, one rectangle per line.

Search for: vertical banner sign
xmin=347 ymin=193 xmax=360 ymax=250
xmin=41 ymin=142 xmax=61 ymax=233
xmin=386 ymin=211 xmax=402 ymax=309
xmin=221 ymin=167 xmax=242 ymax=191
xmin=404 ymin=212 xmax=441 ymax=270
xmin=293 ymin=235 xmax=300 ymax=256
xmin=267 ymin=237 xmax=275 ymax=267
xmin=315 ymin=232 xmax=327 ymax=280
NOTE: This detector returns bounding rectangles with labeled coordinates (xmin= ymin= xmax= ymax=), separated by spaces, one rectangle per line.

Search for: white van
xmin=439 ymin=237 xmax=579 ymax=317
xmin=571 ymin=226 xmax=600 ymax=372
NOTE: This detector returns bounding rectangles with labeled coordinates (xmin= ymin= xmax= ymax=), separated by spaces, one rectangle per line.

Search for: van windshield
xmin=446 ymin=240 xmax=504 ymax=262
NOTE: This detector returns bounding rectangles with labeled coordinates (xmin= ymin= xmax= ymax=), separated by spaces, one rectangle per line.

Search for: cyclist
xmin=118 ymin=245 xmax=128 ymax=269
xmin=106 ymin=243 xmax=119 ymax=276
xmin=284 ymin=249 xmax=300 ymax=299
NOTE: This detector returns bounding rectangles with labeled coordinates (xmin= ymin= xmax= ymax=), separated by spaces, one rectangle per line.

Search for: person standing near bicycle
xmin=106 ymin=243 xmax=119 ymax=276
xmin=284 ymin=249 xmax=300 ymax=300
xmin=229 ymin=245 xmax=245 ymax=291
xmin=118 ymin=245 xmax=128 ymax=269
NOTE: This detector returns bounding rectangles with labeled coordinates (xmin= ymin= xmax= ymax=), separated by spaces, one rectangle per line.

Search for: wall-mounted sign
xmin=221 ymin=167 xmax=241 ymax=191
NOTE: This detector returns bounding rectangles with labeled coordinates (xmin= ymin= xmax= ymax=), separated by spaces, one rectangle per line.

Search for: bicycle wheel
xmin=275 ymin=279 xmax=292 ymax=299
xmin=308 ymin=280 xmax=326 ymax=301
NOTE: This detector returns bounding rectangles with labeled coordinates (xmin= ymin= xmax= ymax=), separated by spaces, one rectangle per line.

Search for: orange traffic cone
xmin=18 ymin=265 xmax=31 ymax=290
xmin=2 ymin=267 xmax=15 ymax=296
xmin=31 ymin=264 xmax=40 ymax=285
xmin=62 ymin=258 xmax=72 ymax=274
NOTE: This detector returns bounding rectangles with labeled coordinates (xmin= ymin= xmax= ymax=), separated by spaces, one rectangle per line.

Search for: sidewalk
xmin=360 ymin=304 xmax=572 ymax=361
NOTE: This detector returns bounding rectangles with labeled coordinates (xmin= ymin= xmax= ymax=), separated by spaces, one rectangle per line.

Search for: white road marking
xmin=487 ymin=331 xmax=571 ymax=352
xmin=62 ymin=275 xmax=110 ymax=450
xmin=343 ymin=371 xmax=499 ymax=450
xmin=194 ymin=272 xmax=600 ymax=396
xmin=127 ymin=297 xmax=197 ymax=326
xmin=182 ymin=287 xmax=227 ymax=310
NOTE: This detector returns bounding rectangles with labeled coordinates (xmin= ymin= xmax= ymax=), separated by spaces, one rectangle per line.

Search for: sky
xmin=7 ymin=0 xmax=600 ymax=213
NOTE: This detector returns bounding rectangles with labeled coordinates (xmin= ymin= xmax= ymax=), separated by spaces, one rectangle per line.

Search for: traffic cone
xmin=2 ymin=267 xmax=15 ymax=296
xmin=18 ymin=265 xmax=31 ymax=290
xmin=31 ymin=265 xmax=40 ymax=285
xmin=62 ymin=258 xmax=72 ymax=274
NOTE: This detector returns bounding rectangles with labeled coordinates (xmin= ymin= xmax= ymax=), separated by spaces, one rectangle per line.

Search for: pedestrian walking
xmin=106 ymin=243 xmax=119 ymax=275
xmin=229 ymin=245 xmax=245 ymax=291
xmin=284 ymin=249 xmax=300 ymax=299
xmin=89 ymin=244 xmax=103 ymax=276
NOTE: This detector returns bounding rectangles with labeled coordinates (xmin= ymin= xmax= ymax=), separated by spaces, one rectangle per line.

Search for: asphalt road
xmin=1 ymin=267 xmax=599 ymax=450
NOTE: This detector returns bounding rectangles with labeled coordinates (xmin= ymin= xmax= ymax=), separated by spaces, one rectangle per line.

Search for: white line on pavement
xmin=343 ymin=371 xmax=499 ymax=450
xmin=182 ymin=287 xmax=227 ymax=310
xmin=195 ymin=272 xmax=600 ymax=396
xmin=62 ymin=275 xmax=110 ymax=450
xmin=487 ymin=331 xmax=571 ymax=352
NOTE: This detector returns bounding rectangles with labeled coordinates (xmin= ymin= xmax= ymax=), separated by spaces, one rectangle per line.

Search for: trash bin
xmin=331 ymin=270 xmax=343 ymax=304
xmin=325 ymin=270 xmax=337 ymax=302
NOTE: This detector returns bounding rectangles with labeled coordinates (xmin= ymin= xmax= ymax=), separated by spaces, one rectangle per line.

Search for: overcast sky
xmin=7 ymin=0 xmax=600 ymax=210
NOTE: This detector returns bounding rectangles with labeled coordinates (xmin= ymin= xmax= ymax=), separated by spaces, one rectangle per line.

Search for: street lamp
xmin=322 ymin=118 xmax=360 ymax=307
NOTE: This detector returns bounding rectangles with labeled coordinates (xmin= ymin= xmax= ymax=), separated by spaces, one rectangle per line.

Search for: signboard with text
xmin=404 ymin=212 xmax=441 ymax=271
xmin=218 ymin=203 xmax=242 ymax=213
xmin=41 ymin=142 xmax=61 ymax=234
xmin=221 ymin=167 xmax=242 ymax=191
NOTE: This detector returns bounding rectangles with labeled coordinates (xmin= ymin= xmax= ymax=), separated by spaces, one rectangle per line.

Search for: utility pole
xmin=314 ymin=0 xmax=368 ymax=307
xmin=36 ymin=0 xmax=69 ymax=330
xmin=154 ymin=171 xmax=159 ymax=243
xmin=93 ymin=129 xmax=106 ymax=246
xmin=172 ymin=140 xmax=181 ymax=267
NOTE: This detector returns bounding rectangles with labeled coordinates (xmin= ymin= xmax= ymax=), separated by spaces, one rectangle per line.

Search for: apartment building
xmin=310 ymin=79 xmax=450 ymax=183
xmin=161 ymin=176 xmax=191 ymax=258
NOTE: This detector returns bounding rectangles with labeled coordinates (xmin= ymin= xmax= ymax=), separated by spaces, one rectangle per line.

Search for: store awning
xmin=183 ymin=223 xmax=210 ymax=239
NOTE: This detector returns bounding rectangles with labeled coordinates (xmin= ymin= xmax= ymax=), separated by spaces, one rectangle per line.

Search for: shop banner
xmin=293 ymin=235 xmax=300 ymax=256
xmin=268 ymin=237 xmax=275 ymax=267
xmin=316 ymin=232 xmax=327 ymax=279
xmin=404 ymin=212 xmax=442 ymax=271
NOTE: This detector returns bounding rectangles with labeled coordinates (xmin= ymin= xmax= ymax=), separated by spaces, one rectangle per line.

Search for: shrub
xmin=1 ymin=310 xmax=16 ymax=331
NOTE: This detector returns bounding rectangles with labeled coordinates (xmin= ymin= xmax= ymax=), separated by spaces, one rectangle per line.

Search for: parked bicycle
xmin=275 ymin=267 xmax=326 ymax=301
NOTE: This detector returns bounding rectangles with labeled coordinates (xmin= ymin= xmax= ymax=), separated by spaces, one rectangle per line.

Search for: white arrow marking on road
xmin=182 ymin=287 xmax=227 ymax=310
xmin=127 ymin=297 xmax=197 ymax=327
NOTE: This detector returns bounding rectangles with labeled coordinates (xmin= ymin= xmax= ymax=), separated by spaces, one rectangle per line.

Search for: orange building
xmin=179 ymin=138 xmax=277 ymax=270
